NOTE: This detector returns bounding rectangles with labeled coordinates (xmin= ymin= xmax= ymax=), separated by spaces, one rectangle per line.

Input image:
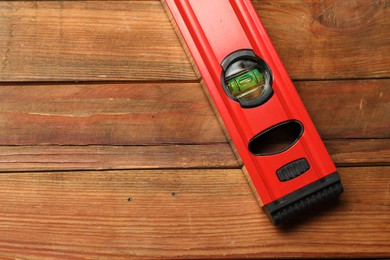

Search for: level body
xmin=163 ymin=0 xmax=343 ymax=224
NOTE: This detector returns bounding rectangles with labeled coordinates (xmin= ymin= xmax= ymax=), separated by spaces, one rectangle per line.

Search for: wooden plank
xmin=296 ymin=79 xmax=389 ymax=139
xmin=1 ymin=1 xmax=389 ymax=82
xmin=325 ymin=139 xmax=390 ymax=166
xmin=0 ymin=139 xmax=388 ymax=172
xmin=255 ymin=0 xmax=390 ymax=80
xmin=0 ymin=144 xmax=240 ymax=172
xmin=0 ymin=167 xmax=388 ymax=258
xmin=0 ymin=80 xmax=387 ymax=147
xmin=0 ymin=1 xmax=197 ymax=81
xmin=0 ymin=82 xmax=226 ymax=145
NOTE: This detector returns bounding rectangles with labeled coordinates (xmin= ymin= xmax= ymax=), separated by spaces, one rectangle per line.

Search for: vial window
xmin=225 ymin=59 xmax=270 ymax=101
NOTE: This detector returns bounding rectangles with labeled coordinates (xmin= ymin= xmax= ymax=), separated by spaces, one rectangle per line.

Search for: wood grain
xmin=325 ymin=139 xmax=390 ymax=166
xmin=0 ymin=1 xmax=388 ymax=258
xmin=0 ymin=139 xmax=388 ymax=172
xmin=296 ymin=79 xmax=389 ymax=139
xmin=255 ymin=0 xmax=390 ymax=80
xmin=0 ymin=144 xmax=241 ymax=172
xmin=0 ymin=82 xmax=226 ymax=145
xmin=0 ymin=80 xmax=387 ymax=147
xmin=0 ymin=1 xmax=197 ymax=81
xmin=1 ymin=1 xmax=389 ymax=82
xmin=0 ymin=167 xmax=388 ymax=259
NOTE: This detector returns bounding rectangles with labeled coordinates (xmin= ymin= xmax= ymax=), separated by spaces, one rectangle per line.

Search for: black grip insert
xmin=277 ymin=158 xmax=310 ymax=182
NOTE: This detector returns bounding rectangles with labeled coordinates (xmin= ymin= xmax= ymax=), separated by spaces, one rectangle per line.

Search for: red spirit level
xmin=163 ymin=0 xmax=343 ymax=225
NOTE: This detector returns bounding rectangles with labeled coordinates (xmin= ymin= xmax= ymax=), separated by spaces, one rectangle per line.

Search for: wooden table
xmin=0 ymin=1 xmax=389 ymax=259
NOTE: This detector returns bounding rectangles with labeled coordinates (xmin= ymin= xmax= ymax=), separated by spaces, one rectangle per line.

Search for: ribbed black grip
xmin=263 ymin=172 xmax=343 ymax=226
xmin=271 ymin=182 xmax=343 ymax=225
xmin=277 ymin=158 xmax=310 ymax=182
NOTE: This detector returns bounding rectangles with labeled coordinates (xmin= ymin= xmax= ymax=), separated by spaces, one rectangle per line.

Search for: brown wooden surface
xmin=0 ymin=83 xmax=226 ymax=145
xmin=0 ymin=144 xmax=241 ymax=172
xmin=0 ymin=167 xmax=389 ymax=259
xmin=0 ymin=0 xmax=389 ymax=259
xmin=254 ymin=0 xmax=390 ymax=80
xmin=0 ymin=1 xmax=197 ymax=81
xmin=1 ymin=0 xmax=389 ymax=81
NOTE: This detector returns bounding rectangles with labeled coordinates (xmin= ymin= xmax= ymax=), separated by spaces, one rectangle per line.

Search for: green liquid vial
xmin=227 ymin=69 xmax=265 ymax=100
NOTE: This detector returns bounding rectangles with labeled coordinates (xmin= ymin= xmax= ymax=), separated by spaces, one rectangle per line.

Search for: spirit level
xmin=163 ymin=0 xmax=343 ymax=225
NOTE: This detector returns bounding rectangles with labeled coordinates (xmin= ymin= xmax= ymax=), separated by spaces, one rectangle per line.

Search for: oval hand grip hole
xmin=248 ymin=120 xmax=303 ymax=156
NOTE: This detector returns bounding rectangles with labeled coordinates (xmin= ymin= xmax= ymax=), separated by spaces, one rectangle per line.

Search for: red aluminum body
xmin=163 ymin=0 xmax=337 ymax=208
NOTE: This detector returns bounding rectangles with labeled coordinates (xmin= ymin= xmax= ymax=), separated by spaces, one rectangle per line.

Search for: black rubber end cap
xmin=263 ymin=172 xmax=343 ymax=226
